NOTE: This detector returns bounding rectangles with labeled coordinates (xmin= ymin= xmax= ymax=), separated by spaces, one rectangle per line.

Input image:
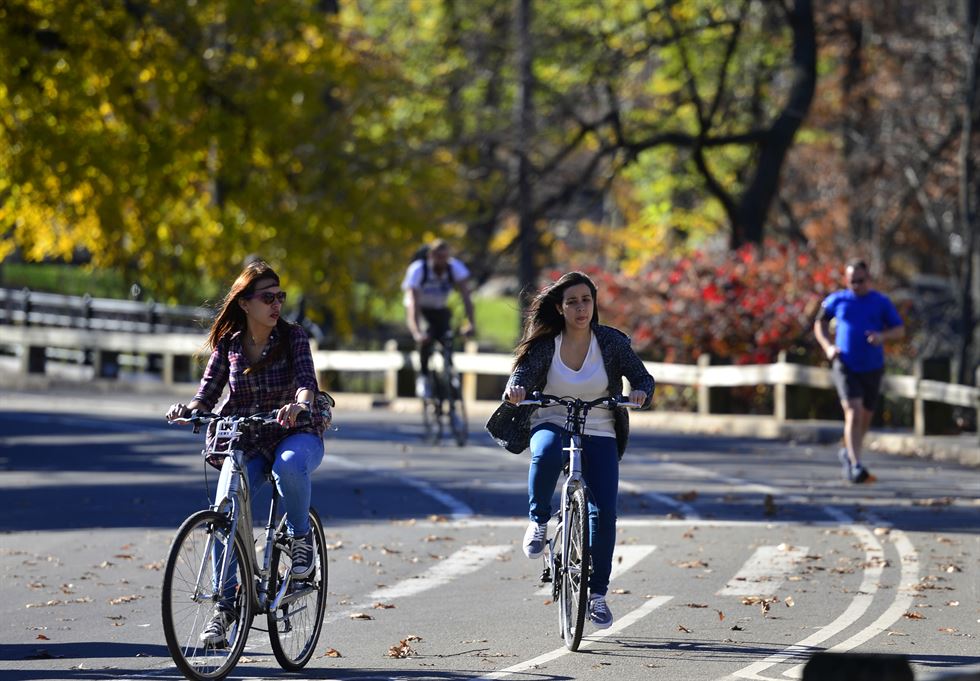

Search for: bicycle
xmin=517 ymin=391 xmax=639 ymax=651
xmin=421 ymin=330 xmax=468 ymax=446
xmin=161 ymin=411 xmax=328 ymax=681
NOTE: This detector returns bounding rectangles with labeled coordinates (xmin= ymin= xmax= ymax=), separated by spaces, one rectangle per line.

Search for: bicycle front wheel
xmin=559 ymin=487 xmax=590 ymax=651
xmin=267 ymin=507 xmax=329 ymax=671
xmin=161 ymin=510 xmax=254 ymax=681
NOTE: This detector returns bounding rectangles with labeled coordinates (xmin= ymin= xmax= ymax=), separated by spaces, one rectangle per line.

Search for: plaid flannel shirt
xmin=193 ymin=323 xmax=324 ymax=462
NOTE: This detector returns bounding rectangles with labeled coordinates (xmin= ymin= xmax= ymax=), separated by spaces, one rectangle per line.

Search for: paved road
xmin=1 ymin=395 xmax=979 ymax=681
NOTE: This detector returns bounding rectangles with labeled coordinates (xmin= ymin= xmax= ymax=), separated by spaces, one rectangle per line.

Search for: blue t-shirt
xmin=821 ymin=289 xmax=903 ymax=372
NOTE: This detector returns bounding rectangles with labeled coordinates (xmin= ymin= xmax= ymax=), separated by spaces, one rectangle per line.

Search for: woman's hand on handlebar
xmin=627 ymin=389 xmax=647 ymax=408
xmin=277 ymin=401 xmax=310 ymax=428
xmin=504 ymin=385 xmax=526 ymax=405
xmin=166 ymin=403 xmax=192 ymax=422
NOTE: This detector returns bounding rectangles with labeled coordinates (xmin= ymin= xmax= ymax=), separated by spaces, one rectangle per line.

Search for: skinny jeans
xmin=528 ymin=423 xmax=619 ymax=596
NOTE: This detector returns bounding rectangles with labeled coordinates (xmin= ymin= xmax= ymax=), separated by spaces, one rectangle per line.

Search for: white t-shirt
xmin=530 ymin=332 xmax=615 ymax=438
xmin=401 ymin=257 xmax=470 ymax=309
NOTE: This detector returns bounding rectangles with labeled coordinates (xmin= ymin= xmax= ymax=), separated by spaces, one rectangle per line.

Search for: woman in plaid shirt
xmin=167 ymin=259 xmax=328 ymax=644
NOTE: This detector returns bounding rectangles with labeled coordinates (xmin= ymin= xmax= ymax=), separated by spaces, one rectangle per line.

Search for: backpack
xmin=411 ymin=245 xmax=454 ymax=286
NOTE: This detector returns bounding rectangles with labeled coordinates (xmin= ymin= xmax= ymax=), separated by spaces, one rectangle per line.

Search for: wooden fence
xmin=1 ymin=325 xmax=977 ymax=439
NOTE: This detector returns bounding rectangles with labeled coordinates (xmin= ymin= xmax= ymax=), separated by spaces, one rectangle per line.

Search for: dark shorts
xmin=831 ymin=359 xmax=883 ymax=411
xmin=420 ymin=307 xmax=452 ymax=342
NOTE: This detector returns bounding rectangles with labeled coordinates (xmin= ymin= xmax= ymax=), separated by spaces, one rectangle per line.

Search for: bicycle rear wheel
xmin=268 ymin=507 xmax=329 ymax=671
xmin=558 ymin=487 xmax=590 ymax=651
xmin=162 ymin=510 xmax=254 ymax=681
xmin=448 ymin=370 xmax=468 ymax=446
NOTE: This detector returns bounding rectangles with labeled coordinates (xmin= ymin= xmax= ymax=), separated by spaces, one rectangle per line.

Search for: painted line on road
xmin=653 ymin=461 xmax=782 ymax=496
xmin=536 ymin=544 xmax=657 ymax=596
xmin=779 ymin=515 xmax=919 ymax=679
xmin=473 ymin=595 xmax=673 ymax=680
xmin=324 ymin=453 xmax=474 ymax=519
xmin=324 ymin=544 xmax=512 ymax=624
xmin=720 ymin=507 xmax=887 ymax=681
xmin=718 ymin=545 xmax=810 ymax=597
xmin=620 ymin=479 xmax=701 ymax=519
xmin=440 ymin=517 xmax=848 ymax=529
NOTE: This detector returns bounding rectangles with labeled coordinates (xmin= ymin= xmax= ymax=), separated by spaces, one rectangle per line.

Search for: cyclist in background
xmin=402 ymin=239 xmax=477 ymax=398
xmin=491 ymin=271 xmax=654 ymax=629
xmin=166 ymin=259 xmax=328 ymax=645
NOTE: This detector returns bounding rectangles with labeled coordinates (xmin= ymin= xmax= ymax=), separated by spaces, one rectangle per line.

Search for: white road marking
xmin=620 ymin=479 xmax=701 ymax=519
xmin=324 ymin=453 xmax=474 ymax=519
xmin=472 ymin=595 xmax=673 ymax=680
xmin=324 ymin=544 xmax=512 ymax=624
xmin=720 ymin=507 xmax=888 ymax=681
xmin=718 ymin=545 xmax=810 ymax=597
xmin=535 ymin=544 xmax=657 ymax=595
xmin=654 ymin=461 xmax=782 ymax=495
xmin=779 ymin=521 xmax=919 ymax=679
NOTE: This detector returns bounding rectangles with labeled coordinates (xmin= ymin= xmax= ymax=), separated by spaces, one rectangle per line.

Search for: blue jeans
xmin=528 ymin=424 xmax=619 ymax=596
xmin=214 ymin=433 xmax=324 ymax=605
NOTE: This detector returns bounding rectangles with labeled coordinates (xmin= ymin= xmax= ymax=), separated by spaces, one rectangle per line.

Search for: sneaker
xmin=291 ymin=532 xmax=316 ymax=579
xmin=837 ymin=447 xmax=852 ymax=480
xmin=199 ymin=608 xmax=236 ymax=646
xmin=522 ymin=521 xmax=548 ymax=559
xmin=850 ymin=464 xmax=875 ymax=484
xmin=588 ymin=593 xmax=614 ymax=629
xmin=415 ymin=375 xmax=432 ymax=399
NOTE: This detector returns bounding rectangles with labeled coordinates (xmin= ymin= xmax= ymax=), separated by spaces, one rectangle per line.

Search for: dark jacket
xmin=485 ymin=325 xmax=655 ymax=458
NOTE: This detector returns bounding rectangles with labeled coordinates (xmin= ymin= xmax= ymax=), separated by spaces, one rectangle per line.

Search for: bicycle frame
xmin=187 ymin=416 xmax=301 ymax=616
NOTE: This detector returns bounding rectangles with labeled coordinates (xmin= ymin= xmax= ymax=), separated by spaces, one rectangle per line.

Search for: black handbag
xmin=485 ymin=402 xmax=530 ymax=454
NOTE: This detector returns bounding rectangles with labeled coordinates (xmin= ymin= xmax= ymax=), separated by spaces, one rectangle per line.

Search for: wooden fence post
xmin=774 ymin=351 xmax=788 ymax=423
xmin=384 ymin=339 xmax=399 ymax=402
xmin=462 ymin=339 xmax=478 ymax=403
xmin=914 ymin=357 xmax=952 ymax=437
xmin=697 ymin=354 xmax=711 ymax=416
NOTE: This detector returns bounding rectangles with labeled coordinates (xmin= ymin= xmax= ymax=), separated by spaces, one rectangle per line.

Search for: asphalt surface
xmin=1 ymin=391 xmax=979 ymax=681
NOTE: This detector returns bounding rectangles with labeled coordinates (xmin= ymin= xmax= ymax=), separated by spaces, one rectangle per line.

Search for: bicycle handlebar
xmin=516 ymin=392 xmax=640 ymax=410
xmin=167 ymin=410 xmax=282 ymax=433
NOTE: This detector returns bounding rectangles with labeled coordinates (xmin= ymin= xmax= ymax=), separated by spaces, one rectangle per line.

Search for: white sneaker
xmin=522 ymin=521 xmax=548 ymax=559
xmin=415 ymin=375 xmax=432 ymax=398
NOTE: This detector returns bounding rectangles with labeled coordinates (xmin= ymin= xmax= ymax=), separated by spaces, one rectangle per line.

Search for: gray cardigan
xmin=485 ymin=325 xmax=655 ymax=458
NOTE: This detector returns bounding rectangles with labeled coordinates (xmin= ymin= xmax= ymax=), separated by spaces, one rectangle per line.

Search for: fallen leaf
xmin=321 ymin=648 xmax=342 ymax=658
xmin=676 ymin=490 xmax=698 ymax=502
xmin=610 ymin=588 xmax=630 ymax=595
xmin=674 ymin=559 xmax=709 ymax=569
xmin=785 ymin=596 xmax=795 ymax=608
xmin=372 ymin=602 xmax=396 ymax=609
xmin=946 ymin=600 xmax=960 ymax=607
xmin=903 ymin=611 xmax=926 ymax=620
xmin=350 ymin=612 xmax=374 ymax=620
xmin=349 ymin=554 xmax=364 ymax=562
xmin=731 ymin=625 xmax=743 ymax=631
xmin=938 ymin=627 xmax=958 ymax=633
xmin=677 ymin=624 xmax=692 ymax=633
xmin=873 ymin=527 xmax=891 ymax=536
xmin=716 ymin=610 xmax=725 ymax=621
xmin=141 ymin=561 xmax=164 ymax=571
xmin=684 ymin=603 xmax=709 ymax=608
xmin=108 ymin=595 xmax=143 ymax=605
xmin=387 ymin=635 xmax=423 ymax=658
xmin=35 ymin=634 xmax=49 ymax=641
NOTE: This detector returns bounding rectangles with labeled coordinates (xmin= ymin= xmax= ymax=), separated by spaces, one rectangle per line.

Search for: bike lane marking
xmin=717 ymin=545 xmax=810 ymax=597
xmin=535 ymin=544 xmax=657 ymax=596
xmin=719 ymin=506 xmax=917 ymax=681
xmin=324 ymin=454 xmax=474 ymax=519
xmin=619 ymin=479 xmax=701 ymax=519
xmin=323 ymin=544 xmax=513 ymax=624
xmin=472 ymin=594 xmax=674 ymax=681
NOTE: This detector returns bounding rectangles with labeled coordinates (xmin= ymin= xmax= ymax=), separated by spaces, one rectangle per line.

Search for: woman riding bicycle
xmin=166 ymin=259 xmax=329 ymax=644
xmin=488 ymin=271 xmax=654 ymax=630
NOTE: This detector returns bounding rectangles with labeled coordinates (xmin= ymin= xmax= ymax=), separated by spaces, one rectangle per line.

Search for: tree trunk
xmin=514 ymin=0 xmax=536 ymax=311
xmin=731 ymin=0 xmax=816 ymax=247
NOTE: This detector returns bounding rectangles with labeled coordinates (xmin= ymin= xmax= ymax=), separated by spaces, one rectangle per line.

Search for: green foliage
xmin=0 ymin=0 xmax=464 ymax=335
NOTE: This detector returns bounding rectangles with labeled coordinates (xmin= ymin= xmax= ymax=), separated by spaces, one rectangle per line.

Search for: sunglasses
xmin=248 ymin=291 xmax=287 ymax=305
xmin=849 ymin=278 xmax=867 ymax=285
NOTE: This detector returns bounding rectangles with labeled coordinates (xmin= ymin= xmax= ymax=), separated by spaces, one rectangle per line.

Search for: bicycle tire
xmin=162 ymin=510 xmax=254 ymax=681
xmin=421 ymin=396 xmax=441 ymax=444
xmin=559 ymin=487 xmax=590 ymax=651
xmin=448 ymin=370 xmax=468 ymax=446
xmin=268 ymin=507 xmax=329 ymax=671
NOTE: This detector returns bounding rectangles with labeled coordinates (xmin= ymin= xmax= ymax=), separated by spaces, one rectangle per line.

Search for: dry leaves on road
xmin=387 ymin=635 xmax=423 ymax=658
xmin=320 ymin=648 xmax=342 ymax=658
xmin=903 ymin=611 xmax=927 ymax=620
xmin=741 ymin=596 xmax=780 ymax=615
xmin=350 ymin=612 xmax=374 ymax=620
xmin=673 ymin=559 xmax=709 ymax=569
xmin=677 ymin=624 xmax=692 ymax=633
xmin=108 ymin=594 xmax=143 ymax=605
xmin=372 ymin=602 xmax=396 ymax=609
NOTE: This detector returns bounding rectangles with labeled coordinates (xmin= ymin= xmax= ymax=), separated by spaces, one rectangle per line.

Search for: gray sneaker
xmin=522 ymin=521 xmax=548 ymax=559
xmin=199 ymin=608 xmax=236 ymax=646
xmin=291 ymin=532 xmax=316 ymax=579
xmin=588 ymin=593 xmax=613 ymax=629
xmin=837 ymin=447 xmax=852 ymax=480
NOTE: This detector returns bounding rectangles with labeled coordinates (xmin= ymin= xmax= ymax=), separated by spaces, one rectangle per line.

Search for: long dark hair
xmin=513 ymin=271 xmax=599 ymax=368
xmin=205 ymin=260 xmax=294 ymax=371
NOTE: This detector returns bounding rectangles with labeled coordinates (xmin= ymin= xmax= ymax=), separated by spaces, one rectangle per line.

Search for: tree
xmin=0 ymin=0 xmax=463 ymax=335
